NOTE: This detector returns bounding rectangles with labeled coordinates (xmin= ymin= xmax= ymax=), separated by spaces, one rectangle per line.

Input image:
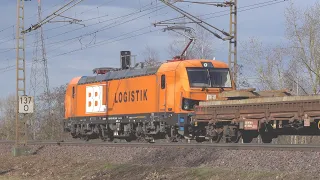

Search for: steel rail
xmin=0 ymin=140 xmax=319 ymax=151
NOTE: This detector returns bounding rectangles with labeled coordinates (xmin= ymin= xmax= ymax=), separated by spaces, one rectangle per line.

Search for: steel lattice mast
xmin=29 ymin=0 xmax=50 ymax=140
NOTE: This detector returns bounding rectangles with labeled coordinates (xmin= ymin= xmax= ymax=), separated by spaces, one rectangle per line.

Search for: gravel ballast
xmin=0 ymin=144 xmax=318 ymax=180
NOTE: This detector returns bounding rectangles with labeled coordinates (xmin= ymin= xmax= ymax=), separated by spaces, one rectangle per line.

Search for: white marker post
xmin=18 ymin=96 xmax=34 ymax=114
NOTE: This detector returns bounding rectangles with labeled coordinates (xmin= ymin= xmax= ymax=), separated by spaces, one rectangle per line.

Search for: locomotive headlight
xmin=182 ymin=98 xmax=199 ymax=111
xmin=183 ymin=99 xmax=189 ymax=110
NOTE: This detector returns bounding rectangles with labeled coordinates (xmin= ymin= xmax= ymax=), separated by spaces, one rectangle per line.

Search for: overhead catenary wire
xmin=25 ymin=1 xmax=159 ymax=38
xmin=46 ymin=9 xmax=171 ymax=54
xmin=0 ymin=25 xmax=14 ymax=34
xmin=0 ymin=0 xmax=282 ymax=40
xmin=198 ymin=0 xmax=289 ymax=22
xmin=159 ymin=0 xmax=231 ymax=40
xmin=0 ymin=0 xmax=159 ymax=40
xmin=153 ymin=0 xmax=288 ymax=25
xmin=0 ymin=0 xmax=287 ymax=54
xmin=0 ymin=0 xmax=287 ymax=62
xmin=0 ymin=0 xmax=285 ymax=54
xmin=40 ymin=0 xmax=289 ymax=59
xmin=79 ymin=0 xmax=117 ymax=14
xmin=0 ymin=2 xmax=165 ymax=55
xmin=48 ymin=13 xmax=170 ymax=53
xmin=0 ymin=6 xmax=167 ymax=60
xmin=38 ymin=4 xmax=167 ymax=45
xmin=0 ymin=29 xmax=158 ymax=70
xmin=155 ymin=0 xmax=288 ymax=28
xmin=40 ymin=0 xmax=284 ymax=51
xmin=0 ymin=0 xmax=289 ymax=72
xmin=33 ymin=0 xmax=283 ymax=57
xmin=22 ymin=0 xmax=86 ymax=34
xmin=0 ymin=0 xmax=65 ymax=34
xmin=0 ymin=0 xmax=116 ymax=45
xmin=0 ymin=27 xmax=161 ymax=74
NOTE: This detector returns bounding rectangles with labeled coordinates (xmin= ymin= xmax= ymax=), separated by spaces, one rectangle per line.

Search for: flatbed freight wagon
xmin=192 ymin=90 xmax=320 ymax=143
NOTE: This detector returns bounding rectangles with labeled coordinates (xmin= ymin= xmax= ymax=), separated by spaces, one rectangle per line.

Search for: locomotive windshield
xmin=186 ymin=67 xmax=232 ymax=88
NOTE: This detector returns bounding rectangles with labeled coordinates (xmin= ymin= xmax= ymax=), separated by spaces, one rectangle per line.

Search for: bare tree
xmin=141 ymin=45 xmax=162 ymax=67
xmin=237 ymin=64 xmax=251 ymax=89
xmin=0 ymin=84 xmax=69 ymax=141
xmin=36 ymin=84 xmax=67 ymax=140
xmin=239 ymin=37 xmax=300 ymax=92
xmin=0 ymin=95 xmax=16 ymax=140
xmin=284 ymin=1 xmax=320 ymax=94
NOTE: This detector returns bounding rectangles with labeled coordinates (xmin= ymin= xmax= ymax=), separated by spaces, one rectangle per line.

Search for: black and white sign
xmin=18 ymin=96 xmax=34 ymax=114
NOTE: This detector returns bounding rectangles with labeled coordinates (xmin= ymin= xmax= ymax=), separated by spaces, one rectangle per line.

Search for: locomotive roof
xmin=77 ymin=65 xmax=161 ymax=85
xmin=76 ymin=59 xmax=228 ymax=85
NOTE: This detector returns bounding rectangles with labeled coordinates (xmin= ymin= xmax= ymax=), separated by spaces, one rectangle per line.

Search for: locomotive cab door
xmin=105 ymin=82 xmax=108 ymax=117
xmin=158 ymin=74 xmax=167 ymax=112
xmin=71 ymin=86 xmax=77 ymax=119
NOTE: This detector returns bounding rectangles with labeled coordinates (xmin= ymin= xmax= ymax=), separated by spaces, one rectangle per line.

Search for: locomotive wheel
xmin=100 ymin=136 xmax=107 ymax=142
xmin=195 ymin=136 xmax=205 ymax=143
xmin=165 ymin=134 xmax=172 ymax=142
xmin=81 ymin=135 xmax=89 ymax=141
xmin=165 ymin=126 xmax=179 ymax=142
xmin=136 ymin=135 xmax=147 ymax=142
xmin=165 ymin=134 xmax=178 ymax=142
xmin=125 ymin=137 xmax=132 ymax=142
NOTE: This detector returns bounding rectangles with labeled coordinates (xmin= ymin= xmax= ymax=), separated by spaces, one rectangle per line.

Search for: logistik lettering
xmin=114 ymin=89 xmax=147 ymax=103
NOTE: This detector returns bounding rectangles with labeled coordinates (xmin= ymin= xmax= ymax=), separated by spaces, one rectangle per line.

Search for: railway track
xmin=1 ymin=140 xmax=320 ymax=151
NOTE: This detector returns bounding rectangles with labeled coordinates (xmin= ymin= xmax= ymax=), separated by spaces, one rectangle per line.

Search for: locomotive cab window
xmin=161 ymin=75 xmax=166 ymax=89
xmin=72 ymin=86 xmax=75 ymax=98
xmin=186 ymin=68 xmax=232 ymax=88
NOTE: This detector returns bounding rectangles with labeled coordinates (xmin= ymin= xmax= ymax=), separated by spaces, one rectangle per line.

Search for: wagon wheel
xmin=241 ymin=131 xmax=253 ymax=143
xmin=260 ymin=132 xmax=273 ymax=143
xmin=230 ymin=129 xmax=241 ymax=143
xmin=210 ymin=132 xmax=222 ymax=143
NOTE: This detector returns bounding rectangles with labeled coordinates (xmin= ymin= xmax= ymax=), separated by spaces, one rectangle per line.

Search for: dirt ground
xmin=0 ymin=144 xmax=319 ymax=180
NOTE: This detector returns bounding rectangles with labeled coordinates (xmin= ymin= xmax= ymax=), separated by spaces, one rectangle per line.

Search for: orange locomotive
xmin=64 ymin=54 xmax=234 ymax=142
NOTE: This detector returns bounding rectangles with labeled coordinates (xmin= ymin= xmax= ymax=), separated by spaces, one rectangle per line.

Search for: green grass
xmin=104 ymin=163 xmax=115 ymax=169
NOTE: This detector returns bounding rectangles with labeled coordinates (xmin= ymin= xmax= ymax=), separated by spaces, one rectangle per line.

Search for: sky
xmin=0 ymin=0 xmax=317 ymax=97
